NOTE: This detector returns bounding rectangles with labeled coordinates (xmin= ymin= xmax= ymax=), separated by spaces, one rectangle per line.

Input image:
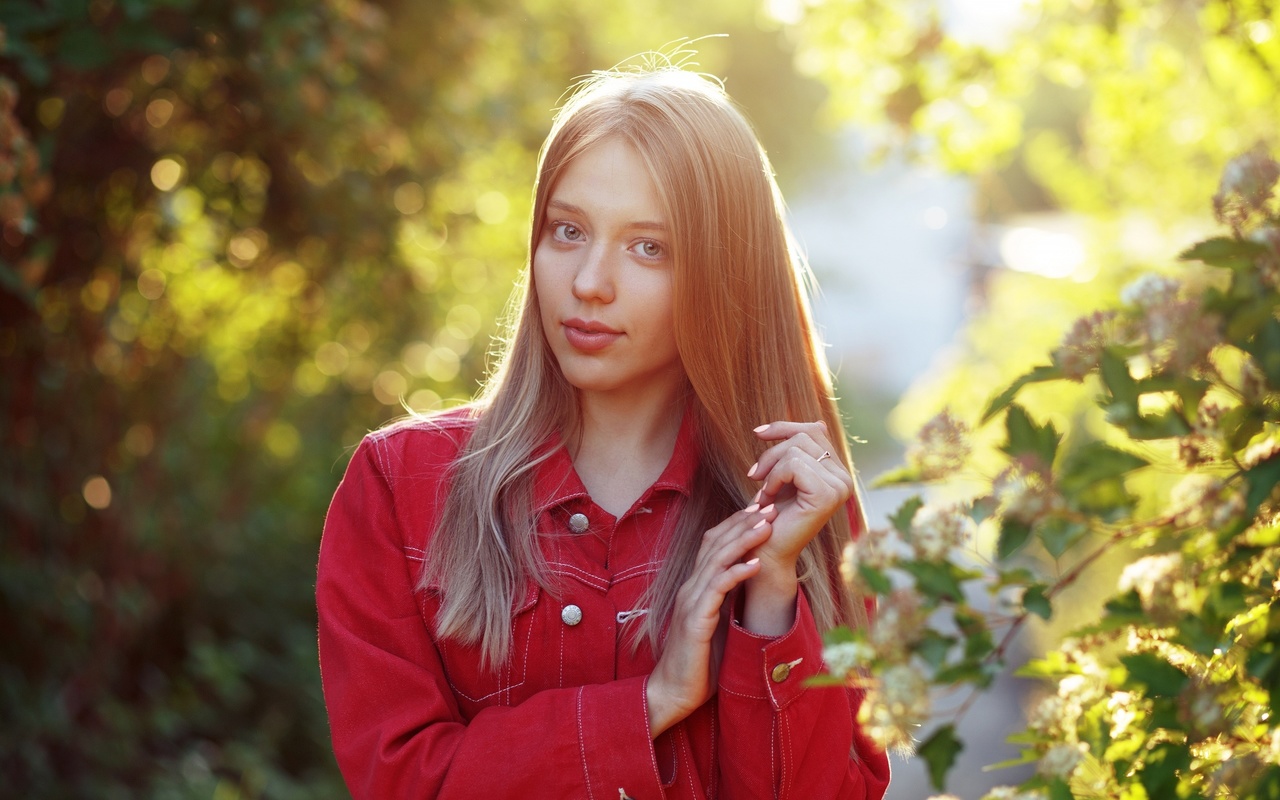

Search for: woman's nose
xmin=571 ymin=244 xmax=615 ymax=303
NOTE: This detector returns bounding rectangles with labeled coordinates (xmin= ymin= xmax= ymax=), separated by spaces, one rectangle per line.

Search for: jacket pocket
xmin=431 ymin=582 xmax=542 ymax=715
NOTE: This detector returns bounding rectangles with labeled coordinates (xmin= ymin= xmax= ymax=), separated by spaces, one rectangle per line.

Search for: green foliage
xmin=919 ymin=724 xmax=964 ymax=791
xmin=826 ymin=147 xmax=1280 ymax=798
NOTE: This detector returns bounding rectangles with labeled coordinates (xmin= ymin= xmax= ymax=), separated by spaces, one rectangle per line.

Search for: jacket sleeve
xmin=317 ymin=438 xmax=668 ymax=800
xmin=714 ymin=501 xmax=891 ymax=799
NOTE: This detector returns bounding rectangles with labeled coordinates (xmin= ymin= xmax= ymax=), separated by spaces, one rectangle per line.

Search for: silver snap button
xmin=561 ymin=604 xmax=583 ymax=626
xmin=568 ymin=513 xmax=589 ymax=534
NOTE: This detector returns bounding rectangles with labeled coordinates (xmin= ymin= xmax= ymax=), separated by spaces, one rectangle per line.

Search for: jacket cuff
xmin=577 ymin=675 xmax=663 ymax=800
xmin=719 ymin=590 xmax=823 ymax=710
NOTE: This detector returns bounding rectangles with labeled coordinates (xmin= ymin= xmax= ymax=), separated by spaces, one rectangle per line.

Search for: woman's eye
xmin=552 ymin=222 xmax=584 ymax=242
xmin=632 ymin=240 xmax=664 ymax=259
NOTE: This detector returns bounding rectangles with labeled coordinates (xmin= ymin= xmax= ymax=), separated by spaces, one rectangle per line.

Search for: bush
xmin=828 ymin=147 xmax=1280 ymax=798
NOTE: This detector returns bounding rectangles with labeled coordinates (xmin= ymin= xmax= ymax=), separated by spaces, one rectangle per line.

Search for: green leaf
xmin=1057 ymin=442 xmax=1149 ymax=493
xmin=1245 ymin=453 xmax=1280 ymax=517
xmin=968 ymin=495 xmax=998 ymax=524
xmin=1244 ymin=318 xmax=1280 ymax=388
xmin=993 ymin=566 xmax=1037 ymax=588
xmin=1138 ymin=743 xmax=1190 ymax=799
xmin=957 ymin=608 xmax=995 ymax=659
xmin=997 ymin=517 xmax=1033 ymax=560
xmin=1120 ymin=653 xmax=1189 ymax=697
xmin=1221 ymin=406 xmax=1265 ymax=451
xmin=1100 ymin=349 xmax=1138 ymax=409
xmin=1075 ymin=590 xmax=1147 ymax=634
xmin=900 ymin=560 xmax=965 ymax=601
xmin=1037 ymin=516 xmax=1089 ymax=559
xmin=1047 ymin=778 xmax=1075 ymax=800
xmin=982 ymin=364 xmax=1062 ymax=423
xmin=1178 ymin=236 xmax=1269 ymax=268
xmin=1022 ymin=583 xmax=1052 ymax=620
xmin=871 ymin=463 xmax=924 ymax=487
xmin=914 ymin=630 xmax=957 ymax=668
xmin=918 ymin=724 xmax=963 ymax=791
xmin=1002 ymin=404 xmax=1060 ymax=467
xmin=890 ymin=496 xmax=924 ymax=535
xmin=857 ymin=564 xmax=892 ymax=595
xmin=1071 ymin=476 xmax=1136 ymax=521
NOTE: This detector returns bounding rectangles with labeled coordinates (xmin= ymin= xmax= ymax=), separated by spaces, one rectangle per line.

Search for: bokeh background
xmin=2 ymin=1 xmax=1276 ymax=797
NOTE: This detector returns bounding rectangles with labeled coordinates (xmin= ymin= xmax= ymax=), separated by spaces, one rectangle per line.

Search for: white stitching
xmin=611 ymin=561 xmax=664 ymax=581
xmin=780 ymin=714 xmax=790 ymax=800
xmin=708 ymin=711 xmax=718 ymax=799
xmin=577 ymin=688 xmax=597 ymax=800
xmin=770 ymin=716 xmax=778 ymax=800
xmin=678 ymin=724 xmax=695 ymax=797
xmin=436 ymin=598 xmax=535 ymax=704
xmin=718 ymin=684 xmax=768 ymax=701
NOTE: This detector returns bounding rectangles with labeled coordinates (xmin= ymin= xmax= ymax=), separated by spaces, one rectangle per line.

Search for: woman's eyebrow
xmin=547 ymin=199 xmax=668 ymax=232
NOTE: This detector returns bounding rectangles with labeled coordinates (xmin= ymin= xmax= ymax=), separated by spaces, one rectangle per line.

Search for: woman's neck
xmin=568 ymin=387 xmax=686 ymax=518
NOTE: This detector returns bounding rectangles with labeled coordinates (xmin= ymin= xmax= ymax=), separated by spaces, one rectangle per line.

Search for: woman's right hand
xmin=645 ymin=503 xmax=778 ymax=738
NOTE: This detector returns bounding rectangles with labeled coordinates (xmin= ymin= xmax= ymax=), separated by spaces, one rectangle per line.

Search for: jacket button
xmin=568 ymin=513 xmax=590 ymax=533
xmin=561 ymin=604 xmax=583 ymax=626
xmin=770 ymin=663 xmax=792 ymax=682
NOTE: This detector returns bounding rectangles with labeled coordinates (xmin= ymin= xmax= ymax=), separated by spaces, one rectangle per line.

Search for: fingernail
xmin=746 ymin=557 xmax=760 ymax=566
xmin=747 ymin=462 xmax=758 ymax=478
xmin=744 ymin=503 xmax=760 ymax=513
xmin=753 ymin=424 xmax=769 ymax=433
xmin=759 ymin=504 xmax=775 ymax=515
xmin=753 ymin=518 xmax=769 ymax=529
xmin=752 ymin=490 xmax=762 ymax=503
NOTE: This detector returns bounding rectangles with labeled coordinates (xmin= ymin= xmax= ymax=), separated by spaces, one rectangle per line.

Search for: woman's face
xmin=533 ymin=136 xmax=684 ymax=404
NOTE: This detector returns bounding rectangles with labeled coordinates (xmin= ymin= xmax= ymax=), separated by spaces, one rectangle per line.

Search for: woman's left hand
xmin=746 ymin=420 xmax=853 ymax=582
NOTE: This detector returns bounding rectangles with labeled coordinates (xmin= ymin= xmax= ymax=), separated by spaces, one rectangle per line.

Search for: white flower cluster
xmin=981 ymin=787 xmax=1048 ymax=800
xmin=1037 ymin=741 xmax=1089 ymax=779
xmin=1118 ymin=552 xmax=1184 ymax=615
xmin=822 ymin=640 xmax=874 ymax=680
xmin=1027 ymin=693 xmax=1065 ymax=736
xmin=995 ymin=470 xmax=1062 ymax=523
xmin=1243 ymin=435 xmax=1280 ymax=469
xmin=859 ymin=662 xmax=930 ymax=749
xmin=1120 ymin=273 xmax=1179 ymax=309
xmin=1107 ymin=691 xmax=1139 ymax=739
xmin=868 ymin=589 xmax=926 ymax=657
xmin=909 ymin=410 xmax=971 ymax=480
xmin=1263 ymin=727 xmax=1280 ymax=766
xmin=910 ymin=503 xmax=975 ymax=560
xmin=1057 ymin=310 xmax=1121 ymax=380
xmin=851 ymin=526 xmax=913 ymax=572
xmin=1170 ymin=474 xmax=1222 ymax=523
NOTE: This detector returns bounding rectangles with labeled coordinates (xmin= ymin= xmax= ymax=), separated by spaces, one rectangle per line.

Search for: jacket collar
xmin=531 ymin=405 xmax=700 ymax=515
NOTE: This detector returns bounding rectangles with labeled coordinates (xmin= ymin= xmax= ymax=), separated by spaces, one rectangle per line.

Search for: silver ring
xmin=816 ymin=451 xmax=832 ymax=463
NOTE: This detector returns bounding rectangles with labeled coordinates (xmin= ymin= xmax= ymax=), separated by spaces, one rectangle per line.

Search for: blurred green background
xmin=1 ymin=0 xmax=1276 ymax=797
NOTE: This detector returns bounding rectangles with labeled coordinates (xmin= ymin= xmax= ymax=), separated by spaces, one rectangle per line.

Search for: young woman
xmin=317 ymin=65 xmax=890 ymax=799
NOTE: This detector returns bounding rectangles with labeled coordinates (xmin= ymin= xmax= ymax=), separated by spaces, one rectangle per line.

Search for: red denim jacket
xmin=317 ymin=409 xmax=890 ymax=799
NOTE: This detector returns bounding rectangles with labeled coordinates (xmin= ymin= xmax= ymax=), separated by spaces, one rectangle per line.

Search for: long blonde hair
xmin=420 ymin=65 xmax=867 ymax=667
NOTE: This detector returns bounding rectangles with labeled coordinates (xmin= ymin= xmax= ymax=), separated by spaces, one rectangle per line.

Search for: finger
xmin=676 ymin=558 xmax=762 ymax=640
xmin=759 ymin=456 xmax=850 ymax=510
xmin=752 ymin=420 xmax=828 ymax=444
xmin=686 ymin=559 xmax=762 ymax=622
xmin=748 ymin=433 xmax=829 ymax=481
xmin=691 ymin=512 xmax=774 ymax=584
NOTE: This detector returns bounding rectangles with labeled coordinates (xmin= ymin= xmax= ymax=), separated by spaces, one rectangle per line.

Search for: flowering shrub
xmin=826 ymin=147 xmax=1280 ymax=798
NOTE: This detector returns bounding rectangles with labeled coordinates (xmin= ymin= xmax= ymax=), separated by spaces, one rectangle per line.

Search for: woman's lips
xmin=563 ymin=319 xmax=622 ymax=351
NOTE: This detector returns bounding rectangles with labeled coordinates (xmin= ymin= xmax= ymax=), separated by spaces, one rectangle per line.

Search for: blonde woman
xmin=317 ymin=64 xmax=890 ymax=799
